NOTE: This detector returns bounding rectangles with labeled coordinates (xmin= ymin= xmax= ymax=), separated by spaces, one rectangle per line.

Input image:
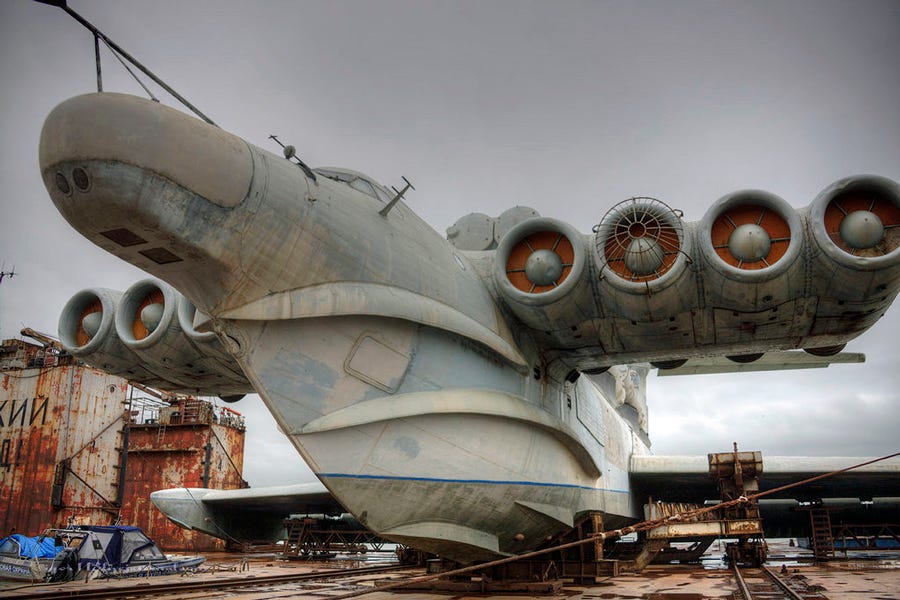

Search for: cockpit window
xmin=317 ymin=169 xmax=354 ymax=184
xmin=375 ymin=186 xmax=391 ymax=203
xmin=350 ymin=178 xmax=376 ymax=197
xmin=314 ymin=168 xmax=391 ymax=203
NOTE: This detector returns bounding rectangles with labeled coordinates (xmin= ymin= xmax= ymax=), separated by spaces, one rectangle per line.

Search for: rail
xmin=733 ymin=564 xmax=827 ymax=600
xmin=9 ymin=563 xmax=416 ymax=599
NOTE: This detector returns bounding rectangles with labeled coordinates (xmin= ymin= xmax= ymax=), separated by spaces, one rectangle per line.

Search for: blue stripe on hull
xmin=317 ymin=472 xmax=629 ymax=494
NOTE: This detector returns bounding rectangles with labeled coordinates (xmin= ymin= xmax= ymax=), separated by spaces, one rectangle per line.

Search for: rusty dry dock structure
xmin=0 ymin=338 xmax=246 ymax=550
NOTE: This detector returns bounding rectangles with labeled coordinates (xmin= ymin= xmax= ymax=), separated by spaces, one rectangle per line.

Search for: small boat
xmin=75 ymin=525 xmax=206 ymax=578
xmin=0 ymin=525 xmax=205 ymax=582
xmin=0 ymin=532 xmax=69 ymax=581
xmin=0 ymin=529 xmax=84 ymax=581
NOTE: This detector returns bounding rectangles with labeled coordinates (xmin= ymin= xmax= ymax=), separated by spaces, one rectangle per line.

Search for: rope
xmin=182 ymin=487 xmax=245 ymax=547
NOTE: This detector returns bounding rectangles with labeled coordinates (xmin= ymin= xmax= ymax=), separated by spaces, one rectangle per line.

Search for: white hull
xmin=233 ymin=316 xmax=648 ymax=563
xmin=298 ymin=411 xmax=635 ymax=560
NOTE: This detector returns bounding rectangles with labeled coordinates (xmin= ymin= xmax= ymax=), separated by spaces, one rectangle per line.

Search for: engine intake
xmin=592 ymin=197 xmax=697 ymax=354
xmin=58 ymin=288 xmax=166 ymax=386
xmin=805 ymin=175 xmax=900 ymax=344
xmin=115 ymin=279 xmax=178 ymax=348
xmin=59 ymin=281 xmax=252 ymax=397
xmin=700 ymin=190 xmax=802 ymax=278
xmin=594 ymin=197 xmax=688 ymax=287
xmin=494 ymin=218 xmax=590 ymax=330
xmin=810 ymin=174 xmax=900 ymax=268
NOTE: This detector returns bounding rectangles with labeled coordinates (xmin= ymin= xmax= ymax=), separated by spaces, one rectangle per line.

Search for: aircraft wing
xmin=630 ymin=454 xmax=900 ymax=502
xmin=150 ymin=482 xmax=344 ymax=542
xmin=653 ymin=351 xmax=865 ymax=377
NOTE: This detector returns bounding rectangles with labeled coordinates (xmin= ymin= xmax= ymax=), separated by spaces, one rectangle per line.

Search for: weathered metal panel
xmin=647 ymin=522 xmax=727 ymax=538
xmin=1 ymin=355 xmax=246 ymax=551
xmin=118 ymin=404 xmax=246 ymax=551
xmin=0 ymin=364 xmax=127 ymax=534
xmin=725 ymin=519 xmax=764 ymax=535
xmin=646 ymin=520 xmax=763 ymax=539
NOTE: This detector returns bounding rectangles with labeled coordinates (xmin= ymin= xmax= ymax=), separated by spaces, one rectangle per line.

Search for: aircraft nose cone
xmin=40 ymin=92 xmax=252 ymax=209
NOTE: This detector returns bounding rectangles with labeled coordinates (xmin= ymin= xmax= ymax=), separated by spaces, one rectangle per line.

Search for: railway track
xmin=733 ymin=564 xmax=830 ymax=600
xmin=7 ymin=563 xmax=420 ymax=600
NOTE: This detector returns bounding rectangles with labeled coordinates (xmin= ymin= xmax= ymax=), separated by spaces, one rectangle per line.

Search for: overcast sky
xmin=1 ymin=0 xmax=898 ymax=487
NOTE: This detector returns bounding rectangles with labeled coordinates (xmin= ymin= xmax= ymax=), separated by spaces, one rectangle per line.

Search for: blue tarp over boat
xmin=0 ymin=534 xmax=63 ymax=559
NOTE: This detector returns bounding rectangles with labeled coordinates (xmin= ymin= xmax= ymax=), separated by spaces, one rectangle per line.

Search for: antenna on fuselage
xmin=0 ymin=264 xmax=15 ymax=285
xmin=268 ymin=134 xmax=317 ymax=182
xmin=379 ymin=177 xmax=415 ymax=218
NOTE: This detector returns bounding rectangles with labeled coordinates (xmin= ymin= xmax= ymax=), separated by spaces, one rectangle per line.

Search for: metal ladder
xmin=809 ymin=507 xmax=835 ymax=560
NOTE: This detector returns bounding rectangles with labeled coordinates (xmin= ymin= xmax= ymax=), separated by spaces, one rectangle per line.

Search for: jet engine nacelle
xmin=59 ymin=280 xmax=252 ymax=397
xmin=493 ymin=217 xmax=593 ymax=334
xmin=806 ymin=175 xmax=900 ymax=350
xmin=695 ymin=190 xmax=809 ymax=351
xmin=593 ymin=197 xmax=697 ymax=356
xmin=488 ymin=176 xmax=900 ymax=371
xmin=58 ymin=287 xmax=173 ymax=388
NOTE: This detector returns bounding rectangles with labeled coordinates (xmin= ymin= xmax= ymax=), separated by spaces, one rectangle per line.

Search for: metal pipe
xmin=201 ymin=441 xmax=212 ymax=488
xmin=116 ymin=425 xmax=129 ymax=508
xmin=93 ymin=33 xmax=102 ymax=92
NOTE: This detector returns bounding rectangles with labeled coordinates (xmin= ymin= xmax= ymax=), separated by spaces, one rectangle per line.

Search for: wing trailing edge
xmin=630 ymin=454 xmax=900 ymax=502
xmin=653 ymin=351 xmax=865 ymax=376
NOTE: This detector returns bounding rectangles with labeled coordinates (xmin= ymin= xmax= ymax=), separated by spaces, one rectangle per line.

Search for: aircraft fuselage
xmin=40 ymin=93 xmax=900 ymax=562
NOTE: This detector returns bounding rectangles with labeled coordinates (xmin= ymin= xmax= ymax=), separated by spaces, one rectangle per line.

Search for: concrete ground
xmin=3 ymin=547 xmax=898 ymax=599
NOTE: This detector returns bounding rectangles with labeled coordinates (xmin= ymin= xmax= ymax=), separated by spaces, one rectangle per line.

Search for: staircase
xmin=809 ymin=507 xmax=835 ymax=561
xmin=282 ymin=518 xmax=311 ymax=557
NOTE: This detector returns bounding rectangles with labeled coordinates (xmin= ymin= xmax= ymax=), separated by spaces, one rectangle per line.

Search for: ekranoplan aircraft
xmin=40 ymin=92 xmax=900 ymax=563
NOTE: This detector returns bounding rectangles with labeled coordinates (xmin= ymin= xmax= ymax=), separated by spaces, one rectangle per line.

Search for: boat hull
xmin=0 ymin=556 xmax=51 ymax=581
xmin=83 ymin=555 xmax=206 ymax=578
xmin=229 ymin=316 xmax=644 ymax=563
xmin=289 ymin=401 xmax=637 ymax=562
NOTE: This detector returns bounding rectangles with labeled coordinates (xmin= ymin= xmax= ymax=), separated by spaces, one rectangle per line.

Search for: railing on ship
xmin=126 ymin=394 xmax=245 ymax=431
